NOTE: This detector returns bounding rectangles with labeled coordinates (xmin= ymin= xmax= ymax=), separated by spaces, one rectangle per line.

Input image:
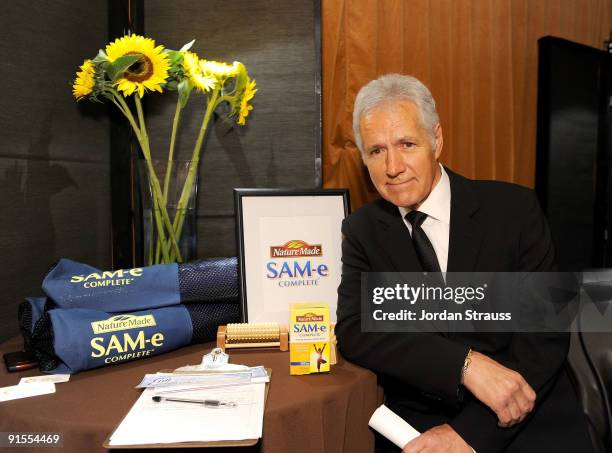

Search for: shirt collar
xmin=398 ymin=164 xmax=451 ymax=225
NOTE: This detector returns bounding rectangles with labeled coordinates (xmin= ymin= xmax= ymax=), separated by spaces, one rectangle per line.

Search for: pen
xmin=152 ymin=395 xmax=236 ymax=408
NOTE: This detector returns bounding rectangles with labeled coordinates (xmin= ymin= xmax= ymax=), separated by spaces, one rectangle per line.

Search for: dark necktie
xmin=405 ymin=211 xmax=441 ymax=273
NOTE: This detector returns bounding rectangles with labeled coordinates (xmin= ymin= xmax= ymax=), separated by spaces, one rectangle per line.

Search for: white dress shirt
xmin=398 ymin=164 xmax=451 ymax=273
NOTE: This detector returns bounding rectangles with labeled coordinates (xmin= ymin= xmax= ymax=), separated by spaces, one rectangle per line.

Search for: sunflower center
xmin=123 ymin=52 xmax=154 ymax=82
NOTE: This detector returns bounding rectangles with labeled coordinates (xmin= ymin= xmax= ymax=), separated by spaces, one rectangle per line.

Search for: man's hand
xmin=463 ymin=351 xmax=536 ymax=427
xmin=402 ymin=424 xmax=472 ymax=453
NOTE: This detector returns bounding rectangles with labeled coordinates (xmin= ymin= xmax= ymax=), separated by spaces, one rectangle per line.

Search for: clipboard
xmin=103 ymin=369 xmax=271 ymax=449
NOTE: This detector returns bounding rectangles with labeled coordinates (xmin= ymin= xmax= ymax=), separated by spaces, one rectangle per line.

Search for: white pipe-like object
xmin=368 ymin=404 xmax=421 ymax=449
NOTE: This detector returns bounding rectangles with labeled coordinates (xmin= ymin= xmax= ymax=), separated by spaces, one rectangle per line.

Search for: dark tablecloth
xmin=0 ymin=337 xmax=379 ymax=453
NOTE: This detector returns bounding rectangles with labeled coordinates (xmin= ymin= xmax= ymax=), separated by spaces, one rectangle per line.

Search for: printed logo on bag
xmin=90 ymin=329 xmax=165 ymax=364
xmin=89 ymin=314 xmax=165 ymax=364
xmin=269 ymin=240 xmax=323 ymax=258
xmin=91 ymin=314 xmax=156 ymax=334
xmin=70 ymin=268 xmax=144 ymax=288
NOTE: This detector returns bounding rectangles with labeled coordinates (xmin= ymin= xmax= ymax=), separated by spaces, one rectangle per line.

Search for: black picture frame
xmin=234 ymin=188 xmax=350 ymax=322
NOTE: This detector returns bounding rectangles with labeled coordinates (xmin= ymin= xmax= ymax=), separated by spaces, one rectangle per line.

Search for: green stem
xmin=111 ymin=92 xmax=141 ymax=137
xmin=216 ymin=94 xmax=233 ymax=104
xmin=109 ymin=90 xmax=180 ymax=263
xmin=132 ymin=96 xmax=173 ymax=263
xmin=108 ymin=92 xmax=155 ymax=265
xmin=169 ymin=87 xmax=221 ymax=261
xmin=110 ymin=98 xmax=130 ymax=121
xmin=163 ymin=99 xmax=182 ymax=203
xmin=154 ymin=99 xmax=183 ymax=263
xmin=152 ymin=191 xmax=170 ymax=262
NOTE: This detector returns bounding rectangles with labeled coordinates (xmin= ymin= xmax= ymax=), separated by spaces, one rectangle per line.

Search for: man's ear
xmin=434 ymin=124 xmax=443 ymax=160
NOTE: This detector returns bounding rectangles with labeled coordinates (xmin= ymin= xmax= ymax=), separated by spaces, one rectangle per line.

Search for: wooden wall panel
xmin=322 ymin=0 xmax=612 ymax=211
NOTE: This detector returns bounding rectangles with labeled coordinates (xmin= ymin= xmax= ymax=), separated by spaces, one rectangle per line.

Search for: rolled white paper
xmin=368 ymin=404 xmax=477 ymax=453
xmin=368 ymin=404 xmax=421 ymax=449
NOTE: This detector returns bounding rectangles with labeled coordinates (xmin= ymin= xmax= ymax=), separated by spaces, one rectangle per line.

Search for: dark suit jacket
xmin=335 ymin=168 xmax=593 ymax=452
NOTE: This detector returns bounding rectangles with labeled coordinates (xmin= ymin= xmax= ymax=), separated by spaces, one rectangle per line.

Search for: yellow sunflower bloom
xmin=192 ymin=73 xmax=217 ymax=92
xmin=182 ymin=51 xmax=200 ymax=77
xmin=106 ymin=34 xmax=170 ymax=98
xmin=182 ymin=51 xmax=216 ymax=92
xmin=72 ymin=59 xmax=95 ymax=101
xmin=200 ymin=60 xmax=239 ymax=80
xmin=238 ymin=78 xmax=257 ymax=125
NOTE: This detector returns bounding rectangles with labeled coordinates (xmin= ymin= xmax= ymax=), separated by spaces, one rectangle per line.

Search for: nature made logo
xmin=296 ymin=312 xmax=324 ymax=322
xmin=270 ymin=240 xmax=323 ymax=258
xmin=266 ymin=240 xmax=329 ymax=287
xmin=90 ymin=314 xmax=157 ymax=334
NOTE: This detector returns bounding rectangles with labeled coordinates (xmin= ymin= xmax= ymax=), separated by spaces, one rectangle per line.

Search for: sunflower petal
xmin=180 ymin=39 xmax=196 ymax=52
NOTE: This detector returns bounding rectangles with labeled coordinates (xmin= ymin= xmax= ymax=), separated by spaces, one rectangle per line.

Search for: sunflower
xmin=182 ymin=51 xmax=199 ymax=76
xmin=105 ymin=34 xmax=170 ymax=98
xmin=72 ymin=60 xmax=96 ymax=100
xmin=192 ymin=73 xmax=217 ymax=92
xmin=182 ymin=51 xmax=216 ymax=92
xmin=200 ymin=60 xmax=239 ymax=80
xmin=237 ymin=78 xmax=257 ymax=125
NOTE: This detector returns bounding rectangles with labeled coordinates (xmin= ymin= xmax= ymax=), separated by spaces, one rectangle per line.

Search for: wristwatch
xmin=461 ymin=348 xmax=473 ymax=385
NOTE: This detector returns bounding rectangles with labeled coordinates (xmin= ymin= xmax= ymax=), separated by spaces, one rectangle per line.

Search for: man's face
xmin=359 ymin=100 xmax=443 ymax=209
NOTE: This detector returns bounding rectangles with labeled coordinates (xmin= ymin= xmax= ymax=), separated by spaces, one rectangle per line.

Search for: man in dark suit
xmin=335 ymin=74 xmax=593 ymax=452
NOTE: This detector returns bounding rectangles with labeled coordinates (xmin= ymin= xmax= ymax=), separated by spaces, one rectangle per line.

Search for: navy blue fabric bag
xmin=25 ymin=302 xmax=239 ymax=374
xmin=42 ymin=258 xmax=239 ymax=312
xmin=18 ymin=297 xmax=50 ymax=351
xmin=42 ymin=259 xmax=181 ymax=312
xmin=21 ymin=258 xmax=240 ymax=373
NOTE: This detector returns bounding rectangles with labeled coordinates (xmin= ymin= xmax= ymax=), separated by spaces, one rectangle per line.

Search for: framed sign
xmin=234 ymin=189 xmax=349 ymax=323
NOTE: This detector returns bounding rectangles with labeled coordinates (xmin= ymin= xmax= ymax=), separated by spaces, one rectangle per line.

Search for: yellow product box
xmin=289 ymin=303 xmax=330 ymax=375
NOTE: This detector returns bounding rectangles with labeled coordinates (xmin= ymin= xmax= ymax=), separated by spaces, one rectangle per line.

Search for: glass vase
xmin=138 ymin=159 xmax=198 ymax=265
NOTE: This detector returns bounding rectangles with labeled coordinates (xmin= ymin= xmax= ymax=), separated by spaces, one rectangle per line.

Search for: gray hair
xmin=352 ymin=74 xmax=439 ymax=155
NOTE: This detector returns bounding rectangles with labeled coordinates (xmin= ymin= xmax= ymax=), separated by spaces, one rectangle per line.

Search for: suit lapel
xmin=372 ymin=199 xmax=422 ymax=271
xmin=446 ymin=169 xmax=483 ymax=272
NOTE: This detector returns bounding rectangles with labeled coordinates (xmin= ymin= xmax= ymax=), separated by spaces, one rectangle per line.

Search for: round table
xmin=0 ymin=337 xmax=379 ymax=453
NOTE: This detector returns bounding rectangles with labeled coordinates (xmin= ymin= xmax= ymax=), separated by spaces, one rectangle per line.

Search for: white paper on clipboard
xmin=109 ymin=382 xmax=265 ymax=446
